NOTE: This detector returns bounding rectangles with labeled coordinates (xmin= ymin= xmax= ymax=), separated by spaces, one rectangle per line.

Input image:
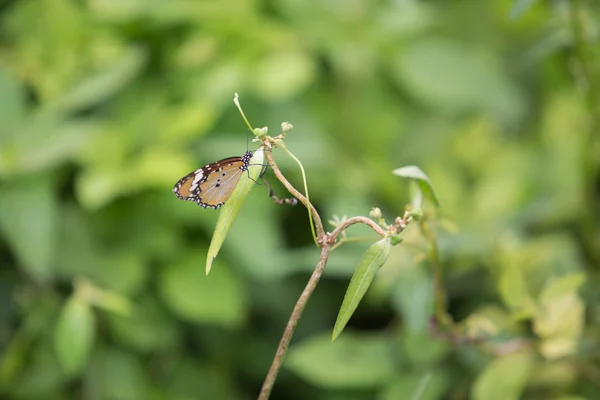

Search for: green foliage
xmin=287 ymin=333 xmax=395 ymax=389
xmin=333 ymin=237 xmax=392 ymax=340
xmin=206 ymin=148 xmax=265 ymax=273
xmin=1 ymin=0 xmax=599 ymax=399
xmin=393 ymin=165 xmax=439 ymax=207
xmin=472 ymin=352 xmax=534 ymax=400
xmin=53 ymin=294 xmax=95 ymax=377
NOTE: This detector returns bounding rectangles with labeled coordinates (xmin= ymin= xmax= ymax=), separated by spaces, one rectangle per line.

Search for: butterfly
xmin=173 ymin=151 xmax=254 ymax=209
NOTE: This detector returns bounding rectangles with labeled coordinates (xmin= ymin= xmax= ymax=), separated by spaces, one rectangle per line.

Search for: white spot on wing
xmin=189 ymin=169 xmax=204 ymax=192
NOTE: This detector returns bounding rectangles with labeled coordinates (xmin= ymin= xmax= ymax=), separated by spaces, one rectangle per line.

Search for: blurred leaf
xmin=1 ymin=117 xmax=99 ymax=177
xmin=220 ymin=195 xmax=292 ymax=280
xmin=538 ymin=272 xmax=585 ymax=304
xmin=332 ymin=238 xmax=392 ymax=340
xmin=287 ymin=332 xmax=395 ymax=389
xmin=499 ymin=263 xmax=532 ymax=315
xmin=48 ymin=47 xmax=146 ymax=114
xmin=206 ymin=148 xmax=264 ymax=274
xmin=87 ymin=347 xmax=149 ymax=400
xmin=161 ymin=101 xmax=219 ymax=144
xmin=534 ymin=273 xmax=585 ymax=359
xmin=13 ymin=345 xmax=66 ymax=399
xmin=160 ymin=254 xmax=247 ymax=328
xmin=95 ymin=250 xmax=147 ymax=296
xmin=471 ymin=352 xmax=534 ymax=400
xmin=80 ymin=281 xmax=133 ymax=317
xmin=107 ymin=296 xmax=179 ymax=352
xmin=464 ymin=306 xmax=522 ymax=341
xmin=0 ymin=297 xmax=58 ymax=388
xmin=391 ymin=261 xmax=434 ymax=334
xmin=56 ymin=206 xmax=104 ymax=279
xmin=253 ymin=50 xmax=316 ymax=100
xmin=53 ymin=294 xmax=95 ymax=377
xmin=528 ymin=361 xmax=578 ymax=392
xmin=75 ymin=168 xmax=132 ymax=210
xmin=400 ymin=332 xmax=449 ymax=366
xmin=509 ymin=0 xmax=538 ymax=20
xmin=393 ymin=165 xmax=439 ymax=207
xmin=380 ymin=370 xmax=449 ymax=400
xmin=0 ymin=68 xmax=27 ymax=133
xmin=538 ymin=93 xmax=587 ymax=222
xmin=391 ymin=39 xmax=524 ymax=122
xmin=0 ymin=175 xmax=58 ymax=282
xmin=166 ymin=359 xmax=231 ymax=400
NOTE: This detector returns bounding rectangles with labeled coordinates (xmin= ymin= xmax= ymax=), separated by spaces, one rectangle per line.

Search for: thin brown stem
xmin=258 ymin=244 xmax=331 ymax=400
xmin=264 ymin=149 xmax=325 ymax=240
xmin=258 ymin=146 xmax=412 ymax=399
xmin=329 ymin=216 xmax=387 ymax=243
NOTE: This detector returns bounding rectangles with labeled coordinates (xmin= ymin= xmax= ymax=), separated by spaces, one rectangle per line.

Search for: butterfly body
xmin=173 ymin=151 xmax=253 ymax=209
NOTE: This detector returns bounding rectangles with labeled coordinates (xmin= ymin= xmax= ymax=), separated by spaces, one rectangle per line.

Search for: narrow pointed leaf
xmin=332 ymin=237 xmax=392 ymax=340
xmin=206 ymin=148 xmax=264 ymax=274
xmin=53 ymin=294 xmax=95 ymax=377
xmin=392 ymin=165 xmax=439 ymax=207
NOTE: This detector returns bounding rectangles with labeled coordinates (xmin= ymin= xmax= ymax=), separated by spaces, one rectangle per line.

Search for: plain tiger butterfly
xmin=172 ymin=151 xmax=254 ymax=209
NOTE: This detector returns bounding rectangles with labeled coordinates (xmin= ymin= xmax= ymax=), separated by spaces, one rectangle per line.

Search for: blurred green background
xmin=1 ymin=0 xmax=600 ymax=399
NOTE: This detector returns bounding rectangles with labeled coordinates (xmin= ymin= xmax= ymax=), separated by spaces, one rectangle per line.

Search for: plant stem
xmin=569 ymin=0 xmax=600 ymax=265
xmin=419 ymin=218 xmax=450 ymax=327
xmin=329 ymin=216 xmax=387 ymax=240
xmin=259 ymin=147 xmax=409 ymax=399
xmin=258 ymin=244 xmax=331 ymax=400
xmin=264 ymin=149 xmax=325 ymax=240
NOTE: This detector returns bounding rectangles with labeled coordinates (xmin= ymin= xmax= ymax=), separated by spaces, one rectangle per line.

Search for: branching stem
xmin=258 ymin=149 xmax=412 ymax=400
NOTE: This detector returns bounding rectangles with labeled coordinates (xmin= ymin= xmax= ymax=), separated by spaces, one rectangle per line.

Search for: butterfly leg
xmin=261 ymin=175 xmax=298 ymax=206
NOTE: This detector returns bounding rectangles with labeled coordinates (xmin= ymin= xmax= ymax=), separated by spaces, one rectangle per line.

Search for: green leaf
xmin=499 ymin=263 xmax=531 ymax=314
xmin=106 ymin=296 xmax=179 ymax=352
xmin=13 ymin=345 xmax=65 ymax=398
xmin=392 ymin=165 xmax=439 ymax=207
xmin=287 ymin=332 xmax=395 ymax=389
xmin=400 ymin=331 xmax=449 ymax=366
xmin=166 ymin=359 xmax=231 ymax=400
xmin=86 ymin=286 xmax=134 ymax=317
xmin=160 ymin=254 xmax=247 ymax=328
xmin=391 ymin=262 xmax=434 ymax=334
xmin=509 ymin=0 xmax=538 ymax=20
xmin=472 ymin=352 xmax=534 ymax=400
xmin=533 ymin=273 xmax=585 ymax=359
xmin=390 ymin=39 xmax=524 ymax=122
xmin=381 ymin=370 xmax=449 ymax=400
xmin=253 ymin=50 xmax=316 ymax=100
xmin=48 ymin=47 xmax=146 ymax=114
xmin=0 ymin=175 xmax=58 ymax=282
xmin=0 ymin=67 xmax=26 ymax=133
xmin=0 ymin=298 xmax=58 ymax=387
xmin=206 ymin=148 xmax=265 ymax=274
xmin=87 ymin=348 xmax=149 ymax=400
xmin=332 ymin=238 xmax=392 ymax=340
xmin=538 ymin=272 xmax=585 ymax=304
xmin=53 ymin=294 xmax=95 ymax=377
xmin=1 ymin=116 xmax=98 ymax=177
